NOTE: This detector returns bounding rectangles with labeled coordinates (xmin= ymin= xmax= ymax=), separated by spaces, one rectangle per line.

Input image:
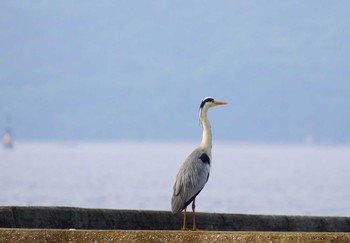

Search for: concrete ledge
xmin=0 ymin=229 xmax=350 ymax=243
xmin=1 ymin=206 xmax=350 ymax=232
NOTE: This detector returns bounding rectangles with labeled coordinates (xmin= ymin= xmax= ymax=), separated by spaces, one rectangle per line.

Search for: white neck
xmin=199 ymin=108 xmax=212 ymax=154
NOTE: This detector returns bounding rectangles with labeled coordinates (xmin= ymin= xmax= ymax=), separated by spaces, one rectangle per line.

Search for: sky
xmin=1 ymin=1 xmax=349 ymax=143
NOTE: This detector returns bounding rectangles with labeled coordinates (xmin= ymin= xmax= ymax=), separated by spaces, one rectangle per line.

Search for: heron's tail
xmin=171 ymin=195 xmax=184 ymax=215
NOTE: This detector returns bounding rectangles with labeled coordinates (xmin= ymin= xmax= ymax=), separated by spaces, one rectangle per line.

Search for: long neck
xmin=199 ymin=108 xmax=212 ymax=152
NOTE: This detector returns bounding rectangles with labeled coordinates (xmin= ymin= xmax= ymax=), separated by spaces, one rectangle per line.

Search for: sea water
xmin=1 ymin=141 xmax=349 ymax=216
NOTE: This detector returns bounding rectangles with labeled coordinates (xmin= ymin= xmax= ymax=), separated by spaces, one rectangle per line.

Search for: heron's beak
xmin=214 ymin=101 xmax=228 ymax=106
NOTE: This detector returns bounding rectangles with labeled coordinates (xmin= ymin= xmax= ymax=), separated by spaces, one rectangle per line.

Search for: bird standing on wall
xmin=171 ymin=97 xmax=228 ymax=230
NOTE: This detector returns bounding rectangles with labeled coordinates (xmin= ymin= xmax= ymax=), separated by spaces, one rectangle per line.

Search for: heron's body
xmin=171 ymin=148 xmax=211 ymax=215
xmin=171 ymin=97 xmax=227 ymax=230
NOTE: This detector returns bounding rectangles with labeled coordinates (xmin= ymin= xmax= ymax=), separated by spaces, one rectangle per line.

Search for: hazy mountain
xmin=1 ymin=1 xmax=349 ymax=143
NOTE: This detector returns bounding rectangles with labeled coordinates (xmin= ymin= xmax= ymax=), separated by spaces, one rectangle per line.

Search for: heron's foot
xmin=181 ymin=226 xmax=187 ymax=231
xmin=191 ymin=227 xmax=205 ymax=231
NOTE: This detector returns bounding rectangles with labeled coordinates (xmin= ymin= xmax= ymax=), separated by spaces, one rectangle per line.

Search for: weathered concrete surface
xmin=1 ymin=206 xmax=350 ymax=232
xmin=0 ymin=229 xmax=350 ymax=243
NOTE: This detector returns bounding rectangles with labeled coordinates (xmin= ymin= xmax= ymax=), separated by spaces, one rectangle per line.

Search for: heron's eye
xmin=200 ymin=97 xmax=215 ymax=109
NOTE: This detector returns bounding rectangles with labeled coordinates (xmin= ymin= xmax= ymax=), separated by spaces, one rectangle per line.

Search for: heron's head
xmin=199 ymin=97 xmax=228 ymax=117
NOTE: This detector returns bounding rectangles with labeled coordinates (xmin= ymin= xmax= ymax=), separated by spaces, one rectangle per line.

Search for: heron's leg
xmin=192 ymin=198 xmax=197 ymax=230
xmin=181 ymin=208 xmax=187 ymax=230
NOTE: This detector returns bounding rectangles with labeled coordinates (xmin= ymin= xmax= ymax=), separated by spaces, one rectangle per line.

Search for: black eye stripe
xmin=199 ymin=97 xmax=214 ymax=109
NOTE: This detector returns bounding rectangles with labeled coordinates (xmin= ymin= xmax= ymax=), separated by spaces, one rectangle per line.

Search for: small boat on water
xmin=2 ymin=129 xmax=14 ymax=149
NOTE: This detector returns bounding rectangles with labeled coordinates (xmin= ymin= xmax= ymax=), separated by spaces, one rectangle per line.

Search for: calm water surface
xmin=1 ymin=141 xmax=349 ymax=216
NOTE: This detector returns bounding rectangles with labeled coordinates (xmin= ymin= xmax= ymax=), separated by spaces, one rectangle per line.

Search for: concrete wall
xmin=1 ymin=229 xmax=350 ymax=243
xmin=1 ymin=206 xmax=350 ymax=232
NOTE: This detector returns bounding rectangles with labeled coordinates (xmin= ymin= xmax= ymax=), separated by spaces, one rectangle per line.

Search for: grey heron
xmin=171 ymin=97 xmax=228 ymax=230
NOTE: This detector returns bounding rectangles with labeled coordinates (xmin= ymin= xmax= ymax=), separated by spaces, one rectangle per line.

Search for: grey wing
xmin=171 ymin=150 xmax=210 ymax=214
